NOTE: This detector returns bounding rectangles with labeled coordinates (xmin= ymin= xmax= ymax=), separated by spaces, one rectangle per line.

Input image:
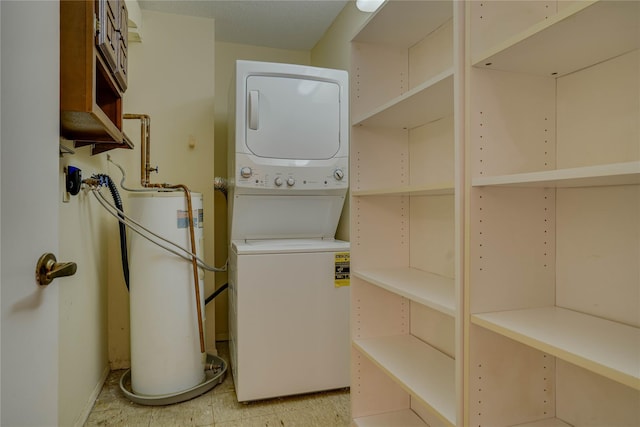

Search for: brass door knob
xmin=36 ymin=253 xmax=77 ymax=286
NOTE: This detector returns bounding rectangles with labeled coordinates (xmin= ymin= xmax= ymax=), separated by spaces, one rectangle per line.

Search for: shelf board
xmin=352 ymin=183 xmax=454 ymax=197
xmin=514 ymin=418 xmax=572 ymax=427
xmin=353 ymin=267 xmax=455 ymax=317
xmin=472 ymin=307 xmax=640 ymax=390
xmin=354 ymin=409 xmax=427 ymax=427
xmin=472 ymin=0 xmax=640 ymax=77
xmin=472 ymin=161 xmax=640 ymax=188
xmin=352 ymin=0 xmax=452 ymax=47
xmin=353 ymin=335 xmax=456 ymax=426
xmin=352 ymin=69 xmax=453 ymax=129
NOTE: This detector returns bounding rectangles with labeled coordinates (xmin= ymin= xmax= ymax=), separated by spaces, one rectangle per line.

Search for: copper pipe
xmin=145 ymin=118 xmax=152 ymax=185
xmin=167 ymin=184 xmax=205 ymax=354
xmin=140 ymin=182 xmax=205 ymax=353
xmin=123 ymin=113 xmax=151 ymax=187
xmin=123 ymin=113 xmax=206 ymax=354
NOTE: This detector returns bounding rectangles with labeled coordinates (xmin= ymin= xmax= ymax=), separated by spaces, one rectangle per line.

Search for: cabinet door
xmin=95 ymin=0 xmax=119 ymax=73
xmin=115 ymin=0 xmax=128 ymax=91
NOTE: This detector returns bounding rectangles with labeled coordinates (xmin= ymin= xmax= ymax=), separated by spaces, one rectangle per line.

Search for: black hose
xmin=205 ymin=283 xmax=228 ymax=305
xmin=93 ymin=174 xmax=130 ymax=290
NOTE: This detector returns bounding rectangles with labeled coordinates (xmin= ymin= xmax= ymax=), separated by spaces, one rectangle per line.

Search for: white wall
xmin=58 ymin=150 xmax=111 ymax=426
xmin=311 ymin=1 xmax=370 ymax=242
xmin=312 ymin=1 xmax=368 ymax=70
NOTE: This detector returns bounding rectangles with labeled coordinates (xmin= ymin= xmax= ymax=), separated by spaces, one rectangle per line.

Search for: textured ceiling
xmin=138 ymin=0 xmax=350 ymax=50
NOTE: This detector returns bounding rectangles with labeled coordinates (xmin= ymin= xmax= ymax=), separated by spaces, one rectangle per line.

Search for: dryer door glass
xmin=245 ymin=75 xmax=341 ymax=160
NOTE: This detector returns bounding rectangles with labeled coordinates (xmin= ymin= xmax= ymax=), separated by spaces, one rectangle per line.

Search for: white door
xmin=1 ymin=1 xmax=61 ymax=425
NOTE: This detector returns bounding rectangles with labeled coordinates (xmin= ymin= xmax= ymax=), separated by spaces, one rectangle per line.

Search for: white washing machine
xmin=227 ymin=60 xmax=350 ymax=401
xmin=229 ymin=239 xmax=350 ymax=401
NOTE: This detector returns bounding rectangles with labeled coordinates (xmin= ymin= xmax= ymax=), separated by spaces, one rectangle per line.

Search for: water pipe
xmin=123 ymin=113 xmax=205 ymax=354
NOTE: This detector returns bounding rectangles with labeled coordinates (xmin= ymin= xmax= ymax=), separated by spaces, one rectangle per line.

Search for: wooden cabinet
xmin=60 ymin=0 xmax=132 ymax=154
xmin=96 ymin=0 xmax=128 ymax=91
xmin=95 ymin=0 xmax=119 ymax=74
xmin=466 ymin=1 xmax=639 ymax=426
xmin=349 ymin=1 xmax=464 ymax=425
xmin=115 ymin=0 xmax=128 ymax=91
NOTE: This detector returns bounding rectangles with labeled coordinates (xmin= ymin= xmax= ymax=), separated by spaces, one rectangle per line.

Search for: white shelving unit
xmin=473 ymin=161 xmax=640 ymax=188
xmin=353 ymin=409 xmax=427 ymax=427
xmin=354 ymin=335 xmax=456 ymax=425
xmin=466 ymin=1 xmax=639 ymax=426
xmin=350 ymin=1 xmax=463 ymax=426
xmin=351 ymin=184 xmax=454 ymax=197
xmin=352 ymin=69 xmax=454 ymax=129
xmin=472 ymin=307 xmax=640 ymax=390
xmin=353 ymin=268 xmax=455 ymax=316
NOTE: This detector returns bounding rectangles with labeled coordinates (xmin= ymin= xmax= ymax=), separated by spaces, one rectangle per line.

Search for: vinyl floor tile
xmin=85 ymin=342 xmax=350 ymax=427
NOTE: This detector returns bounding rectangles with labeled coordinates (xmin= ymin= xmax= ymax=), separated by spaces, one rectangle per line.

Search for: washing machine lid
xmin=245 ymin=75 xmax=342 ymax=160
xmin=233 ymin=239 xmax=350 ymax=255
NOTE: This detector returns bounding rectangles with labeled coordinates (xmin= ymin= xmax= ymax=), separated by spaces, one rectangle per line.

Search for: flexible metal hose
xmin=86 ymin=184 xmax=226 ymax=272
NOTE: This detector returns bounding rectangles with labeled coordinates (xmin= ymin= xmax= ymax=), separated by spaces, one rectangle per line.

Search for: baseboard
xmin=74 ymin=365 xmax=110 ymax=427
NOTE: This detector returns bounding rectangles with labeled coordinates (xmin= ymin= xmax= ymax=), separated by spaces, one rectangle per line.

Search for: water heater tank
xmin=128 ymin=192 xmax=205 ymax=396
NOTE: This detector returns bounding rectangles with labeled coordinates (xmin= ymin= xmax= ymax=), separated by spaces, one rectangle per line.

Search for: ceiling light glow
xmin=356 ymin=0 xmax=384 ymax=13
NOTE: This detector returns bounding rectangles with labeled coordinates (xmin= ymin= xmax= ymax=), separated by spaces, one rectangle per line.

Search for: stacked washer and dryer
xmin=227 ymin=60 xmax=350 ymax=401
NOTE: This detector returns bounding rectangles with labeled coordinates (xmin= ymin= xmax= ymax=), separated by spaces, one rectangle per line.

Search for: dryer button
xmin=286 ymin=177 xmax=295 ymax=187
xmin=274 ymin=176 xmax=283 ymax=187
xmin=240 ymin=167 xmax=252 ymax=178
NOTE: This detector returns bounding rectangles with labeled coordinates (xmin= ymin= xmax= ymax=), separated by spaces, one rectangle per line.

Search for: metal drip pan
xmin=119 ymin=354 xmax=227 ymax=406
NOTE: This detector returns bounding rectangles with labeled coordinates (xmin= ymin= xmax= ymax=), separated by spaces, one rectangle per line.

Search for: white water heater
xmin=128 ymin=192 xmax=205 ymax=396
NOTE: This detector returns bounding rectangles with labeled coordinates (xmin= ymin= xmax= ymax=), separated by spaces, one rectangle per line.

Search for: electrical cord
xmin=104 ymin=157 xmax=229 ymax=273
xmin=88 ymin=184 xmax=227 ymax=273
xmin=205 ymin=283 xmax=228 ymax=306
xmin=86 ymin=170 xmax=229 ymax=304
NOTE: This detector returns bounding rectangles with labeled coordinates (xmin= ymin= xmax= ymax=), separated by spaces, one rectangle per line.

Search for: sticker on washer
xmin=334 ymin=252 xmax=350 ymax=287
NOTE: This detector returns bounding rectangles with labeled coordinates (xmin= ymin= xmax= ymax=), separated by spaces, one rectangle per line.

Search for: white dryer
xmin=227 ymin=60 xmax=350 ymax=401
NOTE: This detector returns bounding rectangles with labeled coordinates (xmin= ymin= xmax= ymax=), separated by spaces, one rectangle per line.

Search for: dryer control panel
xmin=235 ymin=154 xmax=348 ymax=193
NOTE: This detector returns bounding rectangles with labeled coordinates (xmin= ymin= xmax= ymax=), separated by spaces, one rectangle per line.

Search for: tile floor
xmin=84 ymin=342 xmax=351 ymax=426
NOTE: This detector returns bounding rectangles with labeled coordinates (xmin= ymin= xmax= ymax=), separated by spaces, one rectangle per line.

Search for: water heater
xmin=128 ymin=192 xmax=205 ymax=396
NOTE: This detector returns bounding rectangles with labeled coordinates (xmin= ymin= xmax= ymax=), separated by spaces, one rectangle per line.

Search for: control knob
xmin=274 ymin=176 xmax=283 ymax=187
xmin=240 ymin=167 xmax=252 ymax=178
xmin=333 ymin=169 xmax=345 ymax=181
xmin=286 ymin=177 xmax=295 ymax=187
